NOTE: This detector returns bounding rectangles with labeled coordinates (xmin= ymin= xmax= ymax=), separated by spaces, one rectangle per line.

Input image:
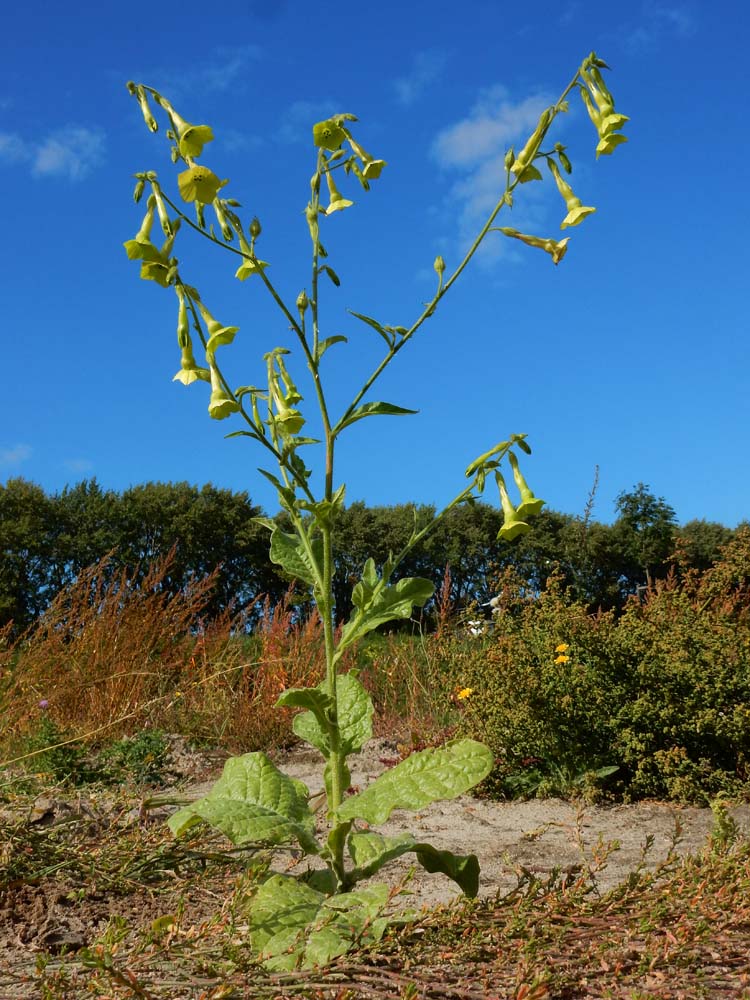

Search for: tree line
xmin=0 ymin=478 xmax=742 ymax=633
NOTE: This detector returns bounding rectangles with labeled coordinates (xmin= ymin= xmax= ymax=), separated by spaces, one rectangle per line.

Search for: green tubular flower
xmin=511 ymin=109 xmax=551 ymax=177
xmin=173 ymin=347 xmax=210 ymax=385
xmin=499 ymin=227 xmax=570 ymax=265
xmin=507 ymin=452 xmax=545 ymax=518
xmin=197 ymin=303 xmax=238 ymax=355
xmin=208 ymin=365 xmax=240 ymax=420
xmin=548 ymin=160 xmax=596 ymax=229
xmin=346 ymin=137 xmax=386 ymax=180
xmin=323 ymin=170 xmax=353 ymax=214
xmin=235 ymin=234 xmax=269 ymax=281
xmin=140 ymin=259 xmax=171 ymax=286
xmin=177 ymin=165 xmax=227 ymax=204
xmin=596 ymin=132 xmax=628 ymax=158
xmin=495 ymin=472 xmax=529 ymax=541
xmin=212 ymin=199 xmax=234 ymax=242
xmin=153 ymin=94 xmax=214 ymax=159
xmin=124 ymin=196 xmax=162 ymax=261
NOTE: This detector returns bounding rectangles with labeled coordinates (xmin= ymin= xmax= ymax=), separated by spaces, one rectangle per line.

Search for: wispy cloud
xmin=136 ymin=45 xmax=262 ymax=102
xmin=0 ymin=126 xmax=105 ymax=181
xmin=63 ymin=457 xmax=94 ymax=474
xmin=431 ymin=85 xmax=553 ymax=263
xmin=623 ymin=2 xmax=697 ymax=52
xmin=277 ymin=99 xmax=339 ymax=144
xmin=394 ymin=50 xmax=447 ymax=107
xmin=1 ymin=443 xmax=32 ymax=466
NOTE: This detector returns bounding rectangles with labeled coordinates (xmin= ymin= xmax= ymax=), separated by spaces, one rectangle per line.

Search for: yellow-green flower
xmin=177 ymin=165 xmax=227 ymax=205
xmin=548 ymin=160 xmax=596 ymax=229
xmin=323 ymin=170 xmax=353 ymax=214
xmin=499 ymin=227 xmax=569 ymax=265
xmin=347 ymin=137 xmax=386 ymax=180
xmin=456 ymin=687 xmax=473 ymax=701
xmin=507 ymin=452 xmax=546 ymax=518
xmin=197 ymin=303 xmax=239 ymax=356
xmin=178 ymin=124 xmax=214 ymax=159
xmin=496 ymin=471 xmax=529 ymax=541
xmin=235 ymin=257 xmax=270 ymax=281
xmin=596 ymin=132 xmax=628 ymax=158
xmin=313 ymin=118 xmax=346 ymax=151
xmin=124 ymin=197 xmax=163 ymax=262
xmin=208 ymin=365 xmax=240 ymax=420
xmin=511 ymin=109 xmax=551 ymax=177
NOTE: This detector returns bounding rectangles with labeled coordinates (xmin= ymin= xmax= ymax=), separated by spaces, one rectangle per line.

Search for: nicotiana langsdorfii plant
xmin=123 ymin=53 xmax=628 ymax=968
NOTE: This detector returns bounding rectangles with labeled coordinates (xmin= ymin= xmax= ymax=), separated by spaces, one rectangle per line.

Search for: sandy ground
xmin=183 ymin=738 xmax=750 ymax=905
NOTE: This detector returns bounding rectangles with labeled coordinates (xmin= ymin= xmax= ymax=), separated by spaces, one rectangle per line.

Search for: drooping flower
xmin=495 ymin=472 xmax=529 ymax=541
xmin=347 ymin=136 xmax=386 ymax=180
xmin=197 ymin=303 xmax=239 ymax=356
xmin=123 ymin=196 xmax=163 ymax=262
xmin=208 ymin=365 xmax=240 ymax=420
xmin=548 ymin=159 xmax=596 ymax=229
xmin=235 ymin=234 xmax=269 ymax=281
xmin=499 ymin=227 xmax=570 ymax=265
xmin=323 ymin=170 xmax=353 ymax=214
xmin=508 ymin=452 xmax=546 ymax=518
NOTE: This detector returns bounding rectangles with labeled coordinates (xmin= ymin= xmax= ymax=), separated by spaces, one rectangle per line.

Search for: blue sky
xmin=2 ymin=1 xmax=748 ymax=527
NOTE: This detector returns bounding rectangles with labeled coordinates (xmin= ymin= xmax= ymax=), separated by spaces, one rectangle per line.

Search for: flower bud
xmin=133 ymin=176 xmax=146 ymax=203
xmin=296 ymin=289 xmax=309 ymax=314
xmin=134 ymin=85 xmax=158 ymax=132
xmin=433 ymin=255 xmax=446 ymax=278
xmin=504 ymin=147 xmax=515 ymax=172
xmin=250 ymin=216 xmax=262 ymax=239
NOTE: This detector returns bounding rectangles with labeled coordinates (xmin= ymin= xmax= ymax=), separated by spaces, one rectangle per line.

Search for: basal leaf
xmin=347 ymin=830 xmax=417 ymax=880
xmin=337 ymin=739 xmax=493 ymax=825
xmin=346 ymin=831 xmax=481 ymax=897
xmin=292 ymin=673 xmax=373 ymax=758
xmin=168 ymin=752 xmax=319 ymax=853
xmin=337 ymin=401 xmax=418 ymax=433
xmin=249 ymin=875 xmax=391 ymax=970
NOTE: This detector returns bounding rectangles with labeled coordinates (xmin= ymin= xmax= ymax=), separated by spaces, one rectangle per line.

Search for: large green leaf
xmin=337 ymin=740 xmax=493 ymax=825
xmin=337 ymin=400 xmax=418 ymax=433
xmin=347 ymin=830 xmax=481 ymax=897
xmin=340 ymin=575 xmax=434 ymax=649
xmin=168 ymin=752 xmax=319 ymax=854
xmin=249 ymin=874 xmax=391 ymax=970
xmin=292 ymin=673 xmax=373 ymax=757
xmin=269 ymin=529 xmax=322 ymax=588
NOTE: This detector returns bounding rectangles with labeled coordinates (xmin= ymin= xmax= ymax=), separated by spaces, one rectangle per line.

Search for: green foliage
xmin=456 ymin=541 xmax=750 ymax=804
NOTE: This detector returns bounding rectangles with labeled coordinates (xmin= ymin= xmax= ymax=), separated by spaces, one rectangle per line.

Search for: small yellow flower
xmin=555 ymin=643 xmax=569 ymax=653
xmin=554 ymin=654 xmax=571 ymax=665
xmin=456 ymin=687 xmax=473 ymax=701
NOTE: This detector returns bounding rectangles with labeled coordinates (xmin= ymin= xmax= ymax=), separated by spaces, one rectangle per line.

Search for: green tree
xmin=675 ymin=519 xmax=734 ymax=573
xmin=0 ymin=479 xmax=56 ymax=630
xmin=613 ymin=483 xmax=677 ymax=590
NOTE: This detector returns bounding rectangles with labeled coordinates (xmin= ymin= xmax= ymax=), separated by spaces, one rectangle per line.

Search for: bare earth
xmin=192 ymin=738 xmax=750 ymax=904
xmin=2 ymin=736 xmax=748 ymax=997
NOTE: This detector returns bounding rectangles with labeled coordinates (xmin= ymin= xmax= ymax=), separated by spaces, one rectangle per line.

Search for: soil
xmin=1 ymin=736 xmax=748 ymax=997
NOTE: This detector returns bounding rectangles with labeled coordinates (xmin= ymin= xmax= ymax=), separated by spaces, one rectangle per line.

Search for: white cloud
xmin=139 ymin=45 xmax=262 ymax=101
xmin=0 ymin=126 xmax=105 ymax=181
xmin=1 ymin=443 xmax=32 ymax=466
xmin=624 ymin=2 xmax=697 ymax=52
xmin=431 ymin=86 xmax=554 ymax=263
xmin=32 ymin=127 xmax=105 ymax=181
xmin=394 ymin=50 xmax=447 ymax=107
xmin=63 ymin=457 xmax=94 ymax=474
xmin=0 ymin=132 xmax=29 ymax=164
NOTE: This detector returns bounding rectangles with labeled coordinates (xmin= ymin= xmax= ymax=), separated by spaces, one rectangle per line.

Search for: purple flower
xmin=38 ymin=699 xmax=49 ymax=710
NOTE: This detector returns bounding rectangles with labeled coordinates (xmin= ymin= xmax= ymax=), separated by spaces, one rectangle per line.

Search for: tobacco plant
xmin=123 ymin=52 xmax=628 ymax=968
